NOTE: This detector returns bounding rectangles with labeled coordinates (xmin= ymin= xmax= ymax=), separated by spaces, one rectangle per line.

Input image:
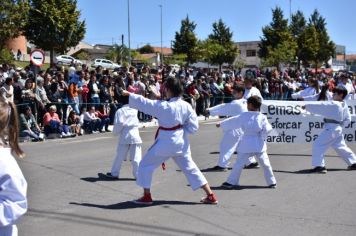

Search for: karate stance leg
xmin=332 ymin=135 xmax=356 ymax=166
xmin=129 ymin=144 xmax=142 ymax=178
xmin=111 ymin=144 xmax=130 ymax=177
xmin=255 ymin=152 xmax=276 ymax=186
xmin=226 ymin=153 xmax=250 ymax=185
xmin=312 ymin=130 xmax=333 ymax=167
xmin=173 ymin=152 xmax=208 ymax=190
xmin=218 ymin=132 xmax=239 ymax=168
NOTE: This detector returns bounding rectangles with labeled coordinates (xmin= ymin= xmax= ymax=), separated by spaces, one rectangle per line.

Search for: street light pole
xmin=159 ymin=4 xmax=163 ymax=66
xmin=127 ymin=0 xmax=131 ymax=65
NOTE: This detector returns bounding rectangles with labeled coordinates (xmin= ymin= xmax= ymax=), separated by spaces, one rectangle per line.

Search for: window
xmin=246 ymin=50 xmax=256 ymax=57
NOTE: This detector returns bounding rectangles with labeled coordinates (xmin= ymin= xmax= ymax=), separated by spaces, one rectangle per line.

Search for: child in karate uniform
xmin=217 ymin=96 xmax=277 ymax=189
xmin=303 ymin=86 xmax=356 ymax=173
xmin=105 ymin=95 xmax=142 ymax=179
xmin=0 ymin=101 xmax=27 ymax=236
xmin=206 ymin=85 xmax=258 ymax=171
xmin=122 ymin=76 xmax=218 ymax=205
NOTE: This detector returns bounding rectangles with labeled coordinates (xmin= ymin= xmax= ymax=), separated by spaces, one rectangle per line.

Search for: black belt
xmin=323 ymin=118 xmax=342 ymax=125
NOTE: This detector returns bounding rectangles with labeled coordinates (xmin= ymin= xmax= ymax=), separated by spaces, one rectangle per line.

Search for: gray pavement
xmin=17 ymin=119 xmax=356 ymax=236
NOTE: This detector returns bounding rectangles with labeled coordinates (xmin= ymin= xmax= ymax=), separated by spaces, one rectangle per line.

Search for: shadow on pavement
xmin=268 ymin=153 xmax=338 ymax=157
xmin=211 ymin=185 xmax=270 ymax=190
xmin=80 ymin=173 xmax=136 ymax=182
xmin=274 ymin=168 xmax=347 ymax=174
xmin=70 ymin=200 xmax=201 ymax=210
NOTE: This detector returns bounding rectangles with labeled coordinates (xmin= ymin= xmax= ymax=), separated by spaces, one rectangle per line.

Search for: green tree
xmin=299 ymin=24 xmax=320 ymax=69
xmin=24 ymin=0 xmax=86 ymax=63
xmin=308 ymin=9 xmax=335 ymax=69
xmin=0 ymin=0 xmax=29 ymax=51
xmin=259 ymin=7 xmax=297 ymax=68
xmin=206 ymin=19 xmax=238 ymax=71
xmin=172 ymin=16 xmax=199 ymax=65
xmin=138 ymin=44 xmax=154 ymax=54
xmin=75 ymin=51 xmax=90 ymax=61
xmin=289 ymin=10 xmax=307 ymax=69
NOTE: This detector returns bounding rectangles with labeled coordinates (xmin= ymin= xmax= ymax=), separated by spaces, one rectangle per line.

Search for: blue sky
xmin=77 ymin=0 xmax=356 ymax=53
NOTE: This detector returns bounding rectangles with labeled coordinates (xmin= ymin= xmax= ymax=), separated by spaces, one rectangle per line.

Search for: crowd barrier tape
xmin=262 ymin=100 xmax=356 ymax=143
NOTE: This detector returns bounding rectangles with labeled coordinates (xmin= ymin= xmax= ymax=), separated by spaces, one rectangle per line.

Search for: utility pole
xmin=127 ymin=0 xmax=131 ymax=65
xmin=159 ymin=4 xmax=163 ymax=66
xmin=121 ymin=34 xmax=124 ymax=65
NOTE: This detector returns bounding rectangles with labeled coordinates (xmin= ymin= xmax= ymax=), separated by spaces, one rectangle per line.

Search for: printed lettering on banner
xmin=261 ymin=100 xmax=356 ymax=143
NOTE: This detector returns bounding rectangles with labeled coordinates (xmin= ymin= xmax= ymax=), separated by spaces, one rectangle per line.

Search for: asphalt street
xmin=17 ymin=119 xmax=356 ymax=236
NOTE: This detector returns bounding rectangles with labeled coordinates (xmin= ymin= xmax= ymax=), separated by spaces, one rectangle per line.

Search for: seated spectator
xmin=19 ymin=106 xmax=44 ymax=141
xmin=43 ymin=105 xmax=71 ymax=138
xmin=82 ymin=106 xmax=103 ymax=134
xmin=67 ymin=110 xmax=81 ymax=136
xmin=97 ymin=105 xmax=111 ymax=132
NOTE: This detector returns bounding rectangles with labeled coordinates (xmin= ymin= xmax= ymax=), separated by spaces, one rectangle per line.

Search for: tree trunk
xmin=50 ymin=48 xmax=54 ymax=65
xmin=219 ymin=64 xmax=222 ymax=73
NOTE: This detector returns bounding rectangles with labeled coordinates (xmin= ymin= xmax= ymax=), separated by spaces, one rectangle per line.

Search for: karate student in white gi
xmin=105 ymin=95 xmax=142 ymax=179
xmin=243 ymin=77 xmax=263 ymax=101
xmin=217 ymin=96 xmax=277 ymax=189
xmin=206 ymin=85 xmax=257 ymax=171
xmin=291 ymin=77 xmax=319 ymax=100
xmin=121 ymin=76 xmax=218 ymax=205
xmin=303 ymin=86 xmax=356 ymax=173
xmin=337 ymin=74 xmax=355 ymax=100
xmin=0 ymin=100 xmax=28 ymax=236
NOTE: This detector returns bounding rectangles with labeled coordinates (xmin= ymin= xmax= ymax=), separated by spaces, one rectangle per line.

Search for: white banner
xmin=261 ymin=100 xmax=356 ymax=143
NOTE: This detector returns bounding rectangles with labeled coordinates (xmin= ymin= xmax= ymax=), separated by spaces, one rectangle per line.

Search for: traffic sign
xmin=30 ymin=49 xmax=45 ymax=66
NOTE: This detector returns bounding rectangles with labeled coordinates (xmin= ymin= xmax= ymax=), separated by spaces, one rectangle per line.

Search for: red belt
xmin=155 ymin=124 xmax=183 ymax=170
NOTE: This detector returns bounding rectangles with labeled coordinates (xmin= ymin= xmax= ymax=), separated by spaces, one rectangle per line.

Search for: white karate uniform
xmin=220 ymin=112 xmax=276 ymax=186
xmin=243 ymin=87 xmax=263 ymax=100
xmin=129 ymin=93 xmax=207 ymax=190
xmin=303 ymin=90 xmax=333 ymax=101
xmin=338 ymin=82 xmax=355 ymax=100
xmin=305 ymin=101 xmax=356 ymax=167
xmin=0 ymin=148 xmax=27 ymax=236
xmin=208 ymin=99 xmax=256 ymax=167
xmin=111 ymin=105 xmax=142 ymax=178
xmin=291 ymin=87 xmax=316 ymax=100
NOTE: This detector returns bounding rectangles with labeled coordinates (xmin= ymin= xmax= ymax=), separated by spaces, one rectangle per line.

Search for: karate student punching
xmin=206 ymin=85 xmax=258 ymax=171
xmin=303 ymin=86 xmax=356 ymax=173
xmin=105 ymin=95 xmax=142 ymax=179
xmin=121 ymin=76 xmax=218 ymax=205
xmin=217 ymin=96 xmax=277 ymax=189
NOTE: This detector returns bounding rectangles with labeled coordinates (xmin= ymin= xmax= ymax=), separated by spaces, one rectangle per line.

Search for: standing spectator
xmin=88 ymin=71 xmax=101 ymax=108
xmin=68 ymin=74 xmax=80 ymax=114
xmin=0 ymin=77 xmax=14 ymax=103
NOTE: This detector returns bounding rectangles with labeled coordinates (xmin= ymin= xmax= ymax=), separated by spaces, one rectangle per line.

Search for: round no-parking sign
xmin=30 ymin=49 xmax=45 ymax=66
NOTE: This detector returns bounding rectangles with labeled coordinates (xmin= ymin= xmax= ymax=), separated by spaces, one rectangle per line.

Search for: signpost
xmin=30 ymin=49 xmax=45 ymax=121
xmin=30 ymin=49 xmax=45 ymax=67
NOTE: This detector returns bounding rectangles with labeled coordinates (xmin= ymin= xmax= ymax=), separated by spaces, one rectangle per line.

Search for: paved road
xmin=17 ymin=120 xmax=356 ymax=236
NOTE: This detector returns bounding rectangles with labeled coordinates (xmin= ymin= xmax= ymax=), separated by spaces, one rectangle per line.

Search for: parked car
xmin=92 ymin=59 xmax=121 ymax=69
xmin=55 ymin=55 xmax=82 ymax=66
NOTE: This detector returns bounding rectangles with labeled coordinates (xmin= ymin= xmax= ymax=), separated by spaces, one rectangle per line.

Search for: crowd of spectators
xmin=0 ymin=61 xmax=355 ymax=142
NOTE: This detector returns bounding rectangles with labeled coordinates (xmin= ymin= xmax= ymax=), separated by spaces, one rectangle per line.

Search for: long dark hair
xmin=0 ymin=101 xmax=24 ymax=157
xmin=317 ymin=84 xmax=329 ymax=101
xmin=165 ymin=76 xmax=184 ymax=97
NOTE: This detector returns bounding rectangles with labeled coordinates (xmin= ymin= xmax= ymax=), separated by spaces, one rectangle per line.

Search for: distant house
xmin=70 ymin=44 xmax=113 ymax=61
xmin=132 ymin=53 xmax=160 ymax=66
xmin=151 ymin=47 xmax=173 ymax=56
